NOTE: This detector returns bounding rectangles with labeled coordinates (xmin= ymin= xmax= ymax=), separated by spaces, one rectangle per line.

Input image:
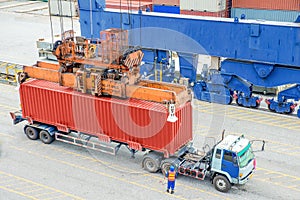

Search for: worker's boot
xmin=166 ymin=189 xmax=169 ymax=193
xmin=171 ymin=190 xmax=174 ymax=194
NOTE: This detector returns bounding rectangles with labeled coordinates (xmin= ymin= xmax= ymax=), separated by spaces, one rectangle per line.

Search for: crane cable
xmin=47 ymin=0 xmax=54 ymax=46
xmin=69 ymin=0 xmax=74 ymax=35
xmin=57 ymin=0 xmax=65 ymax=39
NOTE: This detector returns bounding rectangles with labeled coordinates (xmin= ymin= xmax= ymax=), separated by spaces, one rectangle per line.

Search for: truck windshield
xmin=238 ymin=143 xmax=254 ymax=168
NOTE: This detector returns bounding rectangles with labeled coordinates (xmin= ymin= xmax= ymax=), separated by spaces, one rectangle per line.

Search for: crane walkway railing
xmin=0 ymin=61 xmax=23 ymax=85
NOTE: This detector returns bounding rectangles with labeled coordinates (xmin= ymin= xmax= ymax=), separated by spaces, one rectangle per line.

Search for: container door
xmin=221 ymin=150 xmax=239 ymax=179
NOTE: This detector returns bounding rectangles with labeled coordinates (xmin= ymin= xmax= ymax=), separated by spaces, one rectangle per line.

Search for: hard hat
xmin=170 ymin=165 xmax=175 ymax=172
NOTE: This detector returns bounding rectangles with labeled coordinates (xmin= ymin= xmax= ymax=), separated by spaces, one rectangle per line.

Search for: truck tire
xmin=40 ymin=130 xmax=54 ymax=144
xmin=213 ymin=175 xmax=231 ymax=193
xmin=161 ymin=161 xmax=172 ymax=176
xmin=160 ymin=158 xmax=179 ymax=176
xmin=142 ymin=152 xmax=162 ymax=173
xmin=25 ymin=126 xmax=39 ymax=140
xmin=143 ymin=157 xmax=159 ymax=173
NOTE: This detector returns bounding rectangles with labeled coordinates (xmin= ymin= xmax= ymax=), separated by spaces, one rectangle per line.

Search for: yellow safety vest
xmin=168 ymin=171 xmax=175 ymax=181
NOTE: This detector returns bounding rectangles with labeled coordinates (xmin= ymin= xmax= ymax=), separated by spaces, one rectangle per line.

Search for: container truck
xmin=10 ymin=28 xmax=263 ymax=193
xmin=10 ymin=78 xmax=263 ymax=193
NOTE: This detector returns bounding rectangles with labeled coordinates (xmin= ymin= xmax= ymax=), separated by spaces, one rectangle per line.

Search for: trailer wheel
xmin=25 ymin=126 xmax=39 ymax=140
xmin=142 ymin=152 xmax=162 ymax=173
xmin=143 ymin=157 xmax=159 ymax=173
xmin=40 ymin=130 xmax=54 ymax=144
xmin=213 ymin=175 xmax=231 ymax=193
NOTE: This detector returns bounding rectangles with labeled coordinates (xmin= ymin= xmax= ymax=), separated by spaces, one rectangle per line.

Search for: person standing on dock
xmin=166 ymin=165 xmax=177 ymax=194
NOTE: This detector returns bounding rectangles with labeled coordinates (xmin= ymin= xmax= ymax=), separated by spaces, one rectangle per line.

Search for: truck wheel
xmin=161 ymin=161 xmax=172 ymax=176
xmin=160 ymin=158 xmax=178 ymax=176
xmin=213 ymin=175 xmax=231 ymax=193
xmin=40 ymin=130 xmax=54 ymax=144
xmin=25 ymin=126 xmax=39 ymax=140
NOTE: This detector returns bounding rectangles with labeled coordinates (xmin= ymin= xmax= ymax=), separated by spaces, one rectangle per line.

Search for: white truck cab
xmin=210 ymin=135 xmax=257 ymax=192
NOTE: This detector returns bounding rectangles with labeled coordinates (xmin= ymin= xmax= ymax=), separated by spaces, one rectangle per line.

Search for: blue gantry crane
xmin=76 ymin=0 xmax=300 ymax=117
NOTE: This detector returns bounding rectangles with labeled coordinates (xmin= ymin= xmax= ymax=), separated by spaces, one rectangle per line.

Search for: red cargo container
xmin=180 ymin=9 xmax=229 ymax=17
xmin=232 ymin=0 xmax=300 ymax=11
xmin=106 ymin=0 xmax=152 ymax=11
xmin=20 ymin=79 xmax=192 ymax=156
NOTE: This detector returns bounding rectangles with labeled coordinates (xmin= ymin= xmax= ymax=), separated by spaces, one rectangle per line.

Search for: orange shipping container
xmin=232 ymin=0 xmax=300 ymax=11
xmin=153 ymin=0 xmax=179 ymax=6
xmin=180 ymin=9 xmax=229 ymax=17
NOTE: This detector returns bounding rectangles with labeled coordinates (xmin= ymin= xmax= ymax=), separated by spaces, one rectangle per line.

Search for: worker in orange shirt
xmin=166 ymin=165 xmax=177 ymax=194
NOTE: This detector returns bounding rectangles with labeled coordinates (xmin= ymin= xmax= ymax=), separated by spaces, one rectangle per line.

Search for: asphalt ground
xmin=0 ymin=1 xmax=300 ymax=200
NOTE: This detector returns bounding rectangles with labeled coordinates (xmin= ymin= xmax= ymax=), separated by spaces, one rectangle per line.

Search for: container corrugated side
xmin=78 ymin=0 xmax=152 ymax=10
xmin=180 ymin=0 xmax=226 ymax=12
xmin=20 ymin=79 xmax=192 ymax=155
xmin=105 ymin=0 xmax=152 ymax=11
xmin=180 ymin=9 xmax=229 ymax=17
xmin=153 ymin=0 xmax=179 ymax=6
xmin=232 ymin=0 xmax=300 ymax=11
xmin=231 ymin=8 xmax=300 ymax=22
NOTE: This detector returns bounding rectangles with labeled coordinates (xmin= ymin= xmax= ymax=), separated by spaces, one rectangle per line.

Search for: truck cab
xmin=210 ymin=135 xmax=256 ymax=192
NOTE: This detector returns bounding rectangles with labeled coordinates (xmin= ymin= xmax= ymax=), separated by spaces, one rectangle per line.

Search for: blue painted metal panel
xmin=157 ymin=50 xmax=169 ymax=63
xmin=231 ymin=8 xmax=300 ymax=23
xmin=78 ymin=0 xmax=105 ymax=11
xmin=221 ymin=150 xmax=239 ymax=179
xmin=153 ymin=5 xmax=180 ymax=14
xmin=178 ymin=53 xmax=197 ymax=82
xmin=278 ymin=85 xmax=300 ymax=102
xmin=142 ymin=49 xmax=156 ymax=63
xmin=140 ymin=49 xmax=175 ymax=81
xmin=221 ymin=60 xmax=300 ymax=87
xmin=140 ymin=49 xmax=174 ymax=81
xmin=78 ymin=7 xmax=300 ymax=67
xmin=140 ymin=63 xmax=154 ymax=77
xmin=193 ymin=81 xmax=233 ymax=104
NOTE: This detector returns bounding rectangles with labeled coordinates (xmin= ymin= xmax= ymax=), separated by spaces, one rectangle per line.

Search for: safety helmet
xmin=169 ymin=165 xmax=175 ymax=172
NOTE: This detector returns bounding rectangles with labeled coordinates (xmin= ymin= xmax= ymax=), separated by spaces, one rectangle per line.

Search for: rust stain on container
xmin=232 ymin=0 xmax=300 ymax=11
xmin=20 ymin=79 xmax=192 ymax=155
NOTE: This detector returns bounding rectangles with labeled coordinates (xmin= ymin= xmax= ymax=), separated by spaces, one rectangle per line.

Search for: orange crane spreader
xmin=19 ymin=28 xmax=191 ymax=120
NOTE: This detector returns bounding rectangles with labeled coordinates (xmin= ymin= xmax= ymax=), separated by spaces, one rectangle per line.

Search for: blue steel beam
xmin=221 ymin=60 xmax=300 ymax=87
xmin=78 ymin=5 xmax=300 ymax=67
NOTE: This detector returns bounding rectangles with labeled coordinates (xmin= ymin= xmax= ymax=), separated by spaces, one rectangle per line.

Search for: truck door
xmin=221 ymin=150 xmax=239 ymax=178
